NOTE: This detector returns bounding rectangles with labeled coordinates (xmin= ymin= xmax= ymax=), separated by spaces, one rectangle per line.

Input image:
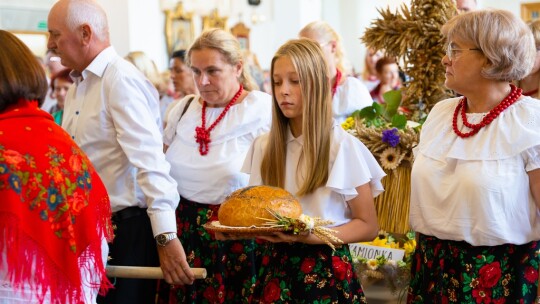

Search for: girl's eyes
xmin=272 ymin=79 xmax=299 ymax=86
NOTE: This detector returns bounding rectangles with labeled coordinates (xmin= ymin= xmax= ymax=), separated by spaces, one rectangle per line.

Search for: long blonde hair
xmin=261 ymin=38 xmax=332 ymax=196
xmin=299 ymin=21 xmax=350 ymax=74
xmin=186 ymin=28 xmax=258 ymax=91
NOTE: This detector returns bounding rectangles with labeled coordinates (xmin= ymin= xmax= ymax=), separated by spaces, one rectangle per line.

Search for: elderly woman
xmin=408 ymin=10 xmax=540 ymax=303
xmin=517 ymin=20 xmax=540 ymax=98
xmin=157 ymin=28 xmax=272 ymax=303
xmin=299 ymin=21 xmax=373 ymax=123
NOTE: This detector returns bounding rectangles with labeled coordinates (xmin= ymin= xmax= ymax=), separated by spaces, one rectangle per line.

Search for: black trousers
xmin=97 ymin=207 xmax=160 ymax=304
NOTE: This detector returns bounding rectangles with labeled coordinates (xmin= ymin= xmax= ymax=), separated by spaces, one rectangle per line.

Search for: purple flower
xmin=382 ymin=128 xmax=400 ymax=147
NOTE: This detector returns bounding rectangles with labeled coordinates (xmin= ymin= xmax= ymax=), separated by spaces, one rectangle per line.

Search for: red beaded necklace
xmin=195 ymin=85 xmax=244 ymax=155
xmin=332 ymin=69 xmax=342 ymax=96
xmin=452 ymin=84 xmax=522 ymax=138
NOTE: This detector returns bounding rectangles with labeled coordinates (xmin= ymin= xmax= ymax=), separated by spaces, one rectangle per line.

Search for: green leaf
xmin=351 ymin=109 xmax=363 ymax=119
xmin=382 ymin=90 xmax=402 ymax=118
xmin=391 ymin=114 xmax=407 ymax=129
xmin=359 ymin=106 xmax=377 ymax=120
xmin=372 ymin=102 xmax=385 ymax=116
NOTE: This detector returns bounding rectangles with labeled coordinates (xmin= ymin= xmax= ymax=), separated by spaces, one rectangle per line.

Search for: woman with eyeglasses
xmin=408 ymin=9 xmax=540 ymax=303
xmin=299 ymin=21 xmax=373 ymax=123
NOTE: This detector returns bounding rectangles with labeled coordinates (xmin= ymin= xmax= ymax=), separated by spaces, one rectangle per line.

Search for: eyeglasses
xmin=446 ymin=45 xmax=481 ymax=60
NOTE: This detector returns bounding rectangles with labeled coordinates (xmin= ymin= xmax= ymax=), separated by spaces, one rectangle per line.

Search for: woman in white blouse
xmin=408 ymin=10 xmax=540 ymax=303
xmin=242 ymin=38 xmax=383 ymax=303
xmin=158 ymin=28 xmax=272 ymax=303
xmin=299 ymin=21 xmax=373 ymax=123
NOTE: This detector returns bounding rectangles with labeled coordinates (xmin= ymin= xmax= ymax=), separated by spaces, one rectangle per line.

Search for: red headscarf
xmin=0 ymin=99 xmax=113 ymax=303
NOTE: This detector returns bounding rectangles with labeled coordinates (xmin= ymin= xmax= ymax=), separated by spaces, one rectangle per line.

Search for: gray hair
xmin=442 ymin=9 xmax=535 ymax=81
xmin=66 ymin=0 xmax=109 ymax=42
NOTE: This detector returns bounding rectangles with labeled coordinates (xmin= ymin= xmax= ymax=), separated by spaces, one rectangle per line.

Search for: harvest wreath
xmin=342 ymin=90 xmax=419 ymax=234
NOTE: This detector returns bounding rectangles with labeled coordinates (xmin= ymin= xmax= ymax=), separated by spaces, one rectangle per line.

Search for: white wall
xmin=0 ymin=0 xmax=529 ymax=73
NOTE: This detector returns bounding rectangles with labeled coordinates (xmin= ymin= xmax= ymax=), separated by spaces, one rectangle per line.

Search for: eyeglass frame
xmin=445 ymin=45 xmax=481 ymax=60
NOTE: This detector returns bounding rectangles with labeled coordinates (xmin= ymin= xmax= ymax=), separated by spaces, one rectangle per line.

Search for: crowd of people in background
xmin=1 ymin=0 xmax=539 ymax=303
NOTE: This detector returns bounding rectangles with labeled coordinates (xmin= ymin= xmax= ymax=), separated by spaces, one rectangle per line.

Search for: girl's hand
xmin=257 ymin=231 xmax=310 ymax=244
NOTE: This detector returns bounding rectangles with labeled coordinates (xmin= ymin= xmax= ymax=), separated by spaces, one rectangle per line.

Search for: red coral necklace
xmin=195 ymin=85 xmax=243 ymax=155
xmin=452 ymin=83 xmax=522 ymax=138
xmin=332 ymin=69 xmax=342 ymax=96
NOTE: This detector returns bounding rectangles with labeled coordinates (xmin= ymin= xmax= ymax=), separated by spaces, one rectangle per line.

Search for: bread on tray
xmin=218 ymin=185 xmax=302 ymax=227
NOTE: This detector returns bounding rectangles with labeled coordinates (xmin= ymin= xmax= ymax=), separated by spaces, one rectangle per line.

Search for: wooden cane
xmin=106 ymin=266 xmax=207 ymax=280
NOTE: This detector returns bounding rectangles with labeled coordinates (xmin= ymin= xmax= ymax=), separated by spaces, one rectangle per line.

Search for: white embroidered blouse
xmin=410 ymin=96 xmax=540 ymax=246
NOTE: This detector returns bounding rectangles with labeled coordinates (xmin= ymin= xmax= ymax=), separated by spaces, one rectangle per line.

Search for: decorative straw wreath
xmin=346 ymin=0 xmax=457 ymax=296
xmin=342 ymin=90 xmax=419 ymax=235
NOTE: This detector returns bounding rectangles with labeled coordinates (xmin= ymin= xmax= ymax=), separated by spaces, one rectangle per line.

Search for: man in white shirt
xmin=47 ymin=0 xmax=194 ymax=303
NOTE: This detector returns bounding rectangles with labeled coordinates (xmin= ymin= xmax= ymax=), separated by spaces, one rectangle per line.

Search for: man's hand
xmin=156 ymin=238 xmax=194 ymax=285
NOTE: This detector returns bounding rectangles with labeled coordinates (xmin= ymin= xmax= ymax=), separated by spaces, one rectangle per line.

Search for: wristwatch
xmin=155 ymin=232 xmax=177 ymax=247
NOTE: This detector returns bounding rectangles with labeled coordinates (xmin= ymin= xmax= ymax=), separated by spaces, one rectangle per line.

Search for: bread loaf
xmin=218 ymin=186 xmax=302 ymax=227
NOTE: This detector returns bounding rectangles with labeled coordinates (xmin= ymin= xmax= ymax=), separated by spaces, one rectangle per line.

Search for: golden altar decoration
xmin=164 ymin=2 xmax=195 ymax=57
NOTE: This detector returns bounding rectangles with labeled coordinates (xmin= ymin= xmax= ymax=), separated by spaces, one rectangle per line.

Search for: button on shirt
xmin=62 ymin=46 xmax=179 ymax=235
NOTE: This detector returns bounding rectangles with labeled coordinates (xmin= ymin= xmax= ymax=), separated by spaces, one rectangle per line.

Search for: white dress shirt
xmin=410 ymin=96 xmax=540 ymax=246
xmin=164 ymin=91 xmax=272 ymax=204
xmin=333 ymin=77 xmax=373 ymax=123
xmin=243 ymin=123 xmax=385 ymax=226
xmin=62 ymin=46 xmax=179 ymax=235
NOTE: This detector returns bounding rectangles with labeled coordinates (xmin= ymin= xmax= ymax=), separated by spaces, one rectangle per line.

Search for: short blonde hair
xmin=441 ymin=9 xmax=535 ymax=81
xmin=261 ymin=38 xmax=332 ymax=196
xmin=299 ymin=21 xmax=350 ymax=74
xmin=186 ymin=28 xmax=258 ymax=91
xmin=124 ymin=51 xmax=165 ymax=93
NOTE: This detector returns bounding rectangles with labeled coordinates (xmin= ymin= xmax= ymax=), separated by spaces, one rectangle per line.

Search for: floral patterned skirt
xmin=251 ymin=242 xmax=366 ymax=304
xmin=156 ymin=198 xmax=257 ymax=304
xmin=407 ymin=233 xmax=540 ymax=304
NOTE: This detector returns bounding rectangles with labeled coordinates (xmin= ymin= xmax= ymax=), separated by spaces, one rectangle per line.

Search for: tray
xmin=203 ymin=221 xmax=288 ymax=236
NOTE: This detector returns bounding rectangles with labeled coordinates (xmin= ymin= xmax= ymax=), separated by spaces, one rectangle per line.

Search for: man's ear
xmin=80 ymin=24 xmax=92 ymax=45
